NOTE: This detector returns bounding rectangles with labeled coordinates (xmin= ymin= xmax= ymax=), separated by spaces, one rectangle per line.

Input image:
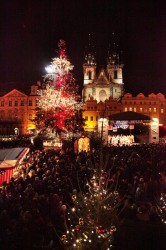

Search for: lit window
xmin=161 ymin=108 xmax=164 ymax=114
xmin=124 ymin=107 xmax=127 ymax=112
xmin=153 ymin=107 xmax=156 ymax=113
xmin=134 ymin=107 xmax=136 ymax=112
xmin=149 ymin=108 xmax=151 ymax=112
xmin=129 ymin=107 xmax=132 ymax=111
xmin=140 ymin=107 xmax=142 ymax=112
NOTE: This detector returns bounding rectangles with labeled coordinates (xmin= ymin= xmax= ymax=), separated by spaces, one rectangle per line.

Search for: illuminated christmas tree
xmin=58 ymin=146 xmax=120 ymax=250
xmin=35 ymin=40 xmax=84 ymax=139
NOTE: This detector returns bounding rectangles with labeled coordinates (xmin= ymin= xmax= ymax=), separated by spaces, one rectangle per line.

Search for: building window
xmin=161 ymin=108 xmax=164 ymax=114
xmin=114 ymin=70 xmax=117 ymax=79
xmin=140 ymin=102 xmax=142 ymax=104
xmin=129 ymin=107 xmax=132 ymax=111
xmin=9 ymin=101 xmax=12 ymax=106
xmin=149 ymin=108 xmax=152 ymax=112
xmin=85 ymin=116 xmax=88 ymax=121
xmin=20 ymin=100 xmax=24 ymax=106
xmin=153 ymin=107 xmax=156 ymax=113
xmin=14 ymin=100 xmax=18 ymax=106
xmin=1 ymin=101 xmax=4 ymax=107
xmin=134 ymin=107 xmax=136 ymax=112
xmin=36 ymin=100 xmax=39 ymax=106
xmin=88 ymin=71 xmax=92 ymax=80
xmin=90 ymin=116 xmax=93 ymax=121
xmin=96 ymin=116 xmax=98 ymax=121
xmin=124 ymin=107 xmax=127 ymax=112
xmin=29 ymin=100 xmax=32 ymax=106
xmin=140 ymin=107 xmax=142 ymax=112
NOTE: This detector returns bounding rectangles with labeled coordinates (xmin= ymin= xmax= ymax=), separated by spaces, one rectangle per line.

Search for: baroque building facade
xmin=0 ymin=84 xmax=39 ymax=135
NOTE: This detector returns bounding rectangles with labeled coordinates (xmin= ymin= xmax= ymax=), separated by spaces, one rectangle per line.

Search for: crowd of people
xmin=0 ymin=139 xmax=166 ymax=249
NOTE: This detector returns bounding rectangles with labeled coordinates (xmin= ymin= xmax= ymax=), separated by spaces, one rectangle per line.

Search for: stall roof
xmin=109 ymin=111 xmax=151 ymax=122
xmin=0 ymin=147 xmax=29 ymax=169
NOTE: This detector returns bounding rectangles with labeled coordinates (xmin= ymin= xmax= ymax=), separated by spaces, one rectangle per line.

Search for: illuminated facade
xmin=0 ymin=84 xmax=39 ymax=135
xmin=82 ymin=35 xmax=124 ymax=104
xmin=121 ymin=92 xmax=166 ymax=126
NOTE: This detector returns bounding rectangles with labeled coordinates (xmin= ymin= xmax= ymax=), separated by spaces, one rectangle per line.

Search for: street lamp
xmin=45 ymin=65 xmax=57 ymax=84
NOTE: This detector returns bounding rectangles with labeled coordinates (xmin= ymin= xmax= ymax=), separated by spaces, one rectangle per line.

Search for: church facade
xmin=82 ymin=44 xmax=124 ymax=103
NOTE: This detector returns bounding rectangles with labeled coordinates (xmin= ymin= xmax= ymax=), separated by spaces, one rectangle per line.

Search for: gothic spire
xmin=107 ymin=32 xmax=121 ymax=65
xmin=84 ymin=34 xmax=96 ymax=66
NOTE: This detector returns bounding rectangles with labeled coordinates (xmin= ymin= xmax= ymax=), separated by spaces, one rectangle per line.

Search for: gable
xmin=95 ymin=70 xmax=109 ymax=85
xmin=3 ymin=89 xmax=27 ymax=98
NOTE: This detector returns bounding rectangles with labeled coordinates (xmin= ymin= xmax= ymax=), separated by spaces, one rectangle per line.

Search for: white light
xmin=45 ymin=65 xmax=55 ymax=73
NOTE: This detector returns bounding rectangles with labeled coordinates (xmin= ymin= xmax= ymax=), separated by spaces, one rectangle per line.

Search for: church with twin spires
xmin=82 ymin=35 xmax=124 ymax=103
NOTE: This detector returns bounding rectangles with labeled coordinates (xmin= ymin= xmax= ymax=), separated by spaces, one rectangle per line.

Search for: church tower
xmin=83 ymin=34 xmax=96 ymax=86
xmin=107 ymin=33 xmax=124 ymax=100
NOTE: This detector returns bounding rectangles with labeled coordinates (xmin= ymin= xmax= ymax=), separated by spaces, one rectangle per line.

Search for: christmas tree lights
xmin=58 ymin=159 xmax=120 ymax=249
xmin=35 ymin=40 xmax=83 ymax=138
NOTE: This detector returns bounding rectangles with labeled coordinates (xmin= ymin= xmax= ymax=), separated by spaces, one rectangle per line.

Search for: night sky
xmin=0 ymin=0 xmax=166 ymax=95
